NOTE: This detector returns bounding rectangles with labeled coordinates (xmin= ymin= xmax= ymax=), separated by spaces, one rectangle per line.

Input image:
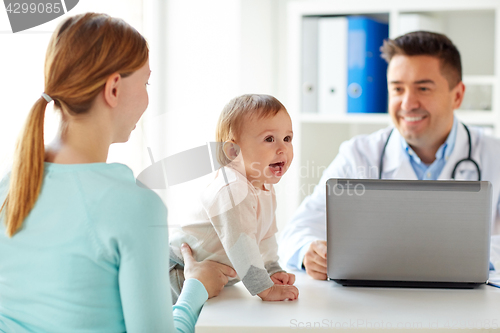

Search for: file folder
xmin=347 ymin=17 xmax=389 ymax=113
xmin=318 ymin=17 xmax=348 ymax=114
xmin=301 ymin=17 xmax=319 ymax=113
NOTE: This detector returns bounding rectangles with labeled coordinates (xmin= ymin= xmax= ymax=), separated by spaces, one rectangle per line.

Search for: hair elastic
xmin=41 ymin=93 xmax=53 ymax=103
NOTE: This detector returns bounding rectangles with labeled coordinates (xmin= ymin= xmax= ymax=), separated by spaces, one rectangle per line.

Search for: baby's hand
xmin=257 ymin=284 xmax=299 ymax=301
xmin=270 ymin=272 xmax=296 ymax=285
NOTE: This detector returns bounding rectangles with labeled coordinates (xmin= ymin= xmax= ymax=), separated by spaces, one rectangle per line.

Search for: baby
xmin=169 ymin=94 xmax=298 ymax=302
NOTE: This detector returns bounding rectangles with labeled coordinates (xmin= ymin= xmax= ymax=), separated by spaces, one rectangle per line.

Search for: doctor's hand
xmin=181 ymin=243 xmax=237 ymax=299
xmin=303 ymin=240 xmax=328 ymax=280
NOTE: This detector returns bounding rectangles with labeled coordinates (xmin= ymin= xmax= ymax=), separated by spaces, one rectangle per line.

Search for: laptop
xmin=326 ymin=179 xmax=492 ymax=288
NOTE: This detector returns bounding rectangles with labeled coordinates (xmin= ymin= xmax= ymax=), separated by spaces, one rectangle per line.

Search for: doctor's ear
xmin=223 ymin=141 xmax=240 ymax=161
xmin=103 ymin=73 xmax=121 ymax=108
xmin=451 ymin=81 xmax=466 ymax=110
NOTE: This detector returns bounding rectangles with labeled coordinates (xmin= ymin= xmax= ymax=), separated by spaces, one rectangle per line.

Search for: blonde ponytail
xmin=1 ymin=98 xmax=47 ymax=236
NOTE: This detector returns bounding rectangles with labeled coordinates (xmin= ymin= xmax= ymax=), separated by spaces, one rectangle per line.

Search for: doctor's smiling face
xmin=387 ymin=54 xmax=465 ymax=160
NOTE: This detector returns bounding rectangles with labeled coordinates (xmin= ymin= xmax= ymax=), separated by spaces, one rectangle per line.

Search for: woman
xmin=0 ymin=13 xmax=235 ymax=333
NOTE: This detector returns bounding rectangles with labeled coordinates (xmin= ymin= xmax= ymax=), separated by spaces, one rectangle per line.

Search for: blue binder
xmin=347 ymin=17 xmax=389 ymax=113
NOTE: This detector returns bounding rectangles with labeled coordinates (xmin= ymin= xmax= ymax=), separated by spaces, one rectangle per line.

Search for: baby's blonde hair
xmin=215 ymin=94 xmax=286 ymax=166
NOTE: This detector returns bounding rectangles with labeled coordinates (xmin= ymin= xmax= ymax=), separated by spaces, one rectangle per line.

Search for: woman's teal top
xmin=0 ymin=162 xmax=207 ymax=333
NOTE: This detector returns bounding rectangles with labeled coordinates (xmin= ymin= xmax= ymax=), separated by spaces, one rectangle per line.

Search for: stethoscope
xmin=378 ymin=123 xmax=481 ymax=180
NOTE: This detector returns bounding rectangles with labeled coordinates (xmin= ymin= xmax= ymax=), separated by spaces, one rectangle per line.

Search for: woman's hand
xmin=180 ymin=243 xmax=237 ymax=298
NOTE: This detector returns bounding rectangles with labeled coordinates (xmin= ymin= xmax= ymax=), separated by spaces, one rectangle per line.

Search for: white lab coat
xmin=279 ymin=123 xmax=500 ymax=270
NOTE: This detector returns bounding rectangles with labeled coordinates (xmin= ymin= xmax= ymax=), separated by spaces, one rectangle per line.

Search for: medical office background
xmin=0 ymin=0 xmax=499 ymax=234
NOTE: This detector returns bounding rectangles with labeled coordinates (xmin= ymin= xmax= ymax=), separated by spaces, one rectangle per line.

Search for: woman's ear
xmin=103 ymin=73 xmax=121 ymax=108
xmin=223 ymin=141 xmax=240 ymax=161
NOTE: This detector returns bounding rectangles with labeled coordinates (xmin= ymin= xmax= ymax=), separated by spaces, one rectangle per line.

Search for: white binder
xmin=318 ymin=17 xmax=348 ymax=114
xmin=301 ymin=17 xmax=319 ymax=113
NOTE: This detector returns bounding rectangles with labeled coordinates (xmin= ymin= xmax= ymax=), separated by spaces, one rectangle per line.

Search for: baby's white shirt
xmin=170 ymin=167 xmax=284 ymax=295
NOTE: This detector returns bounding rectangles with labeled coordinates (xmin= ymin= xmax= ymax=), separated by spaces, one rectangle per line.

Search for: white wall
xmin=0 ymin=0 xmax=147 ymax=179
xmin=0 ymin=0 xmax=294 ymax=232
xmin=153 ymin=0 xmax=285 ymax=228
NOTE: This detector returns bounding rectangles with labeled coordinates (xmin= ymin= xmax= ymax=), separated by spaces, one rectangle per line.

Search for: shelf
xmin=300 ymin=110 xmax=495 ymax=126
xmin=463 ymin=75 xmax=496 ymax=85
xmin=300 ymin=112 xmax=391 ymax=124
xmin=455 ymin=110 xmax=496 ymax=126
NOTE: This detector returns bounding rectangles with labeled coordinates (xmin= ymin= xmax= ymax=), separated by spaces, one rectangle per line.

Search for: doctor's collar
xmin=399 ymin=116 xmax=458 ymax=165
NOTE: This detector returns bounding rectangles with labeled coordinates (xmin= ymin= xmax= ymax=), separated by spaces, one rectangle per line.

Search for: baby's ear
xmin=223 ymin=141 xmax=240 ymax=161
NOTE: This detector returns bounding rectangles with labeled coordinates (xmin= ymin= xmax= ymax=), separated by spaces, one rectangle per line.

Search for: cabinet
xmin=280 ymin=0 xmax=500 ymax=222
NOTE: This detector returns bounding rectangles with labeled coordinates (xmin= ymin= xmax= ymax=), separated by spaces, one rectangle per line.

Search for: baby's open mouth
xmin=269 ymin=162 xmax=285 ymax=176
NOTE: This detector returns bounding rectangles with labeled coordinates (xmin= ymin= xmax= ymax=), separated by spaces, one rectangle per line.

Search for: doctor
xmin=279 ymin=31 xmax=500 ymax=279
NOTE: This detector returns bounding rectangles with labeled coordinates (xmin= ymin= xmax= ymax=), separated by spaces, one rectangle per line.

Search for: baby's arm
xmin=258 ymin=203 xmax=298 ymax=285
xmin=237 ymin=232 xmax=298 ymax=301
xmin=229 ymin=232 xmax=297 ymax=301
xmin=209 ymin=211 xmax=277 ymax=297
xmin=206 ymin=184 xmax=297 ymax=301
xmin=259 ymin=235 xmax=296 ymax=285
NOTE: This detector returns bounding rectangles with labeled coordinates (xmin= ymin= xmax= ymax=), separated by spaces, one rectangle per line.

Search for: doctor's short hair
xmin=380 ymin=31 xmax=462 ymax=89
xmin=215 ymin=94 xmax=287 ymax=166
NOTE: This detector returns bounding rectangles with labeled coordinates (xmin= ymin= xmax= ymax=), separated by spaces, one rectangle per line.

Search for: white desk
xmin=196 ymin=271 xmax=500 ymax=332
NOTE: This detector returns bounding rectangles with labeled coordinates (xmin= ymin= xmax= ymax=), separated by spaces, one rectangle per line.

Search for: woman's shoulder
xmin=45 ymin=162 xmax=167 ymax=224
